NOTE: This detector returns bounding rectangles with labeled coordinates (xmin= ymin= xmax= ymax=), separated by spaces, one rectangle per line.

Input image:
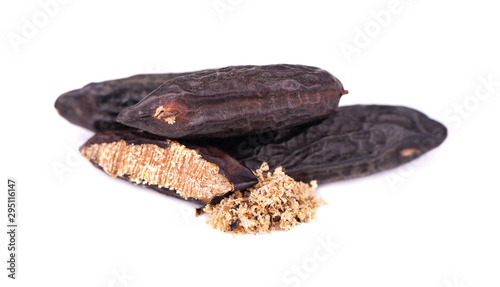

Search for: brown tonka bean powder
xmin=204 ymin=163 xmax=325 ymax=235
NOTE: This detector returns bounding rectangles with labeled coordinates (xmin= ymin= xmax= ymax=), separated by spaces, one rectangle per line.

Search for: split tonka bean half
xmin=208 ymin=105 xmax=447 ymax=183
xmin=117 ymin=64 xmax=347 ymax=138
xmin=55 ymin=72 xmax=191 ymax=131
xmin=79 ymin=130 xmax=257 ymax=204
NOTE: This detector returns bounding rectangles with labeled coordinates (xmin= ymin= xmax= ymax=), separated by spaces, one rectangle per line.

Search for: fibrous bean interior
xmin=80 ymin=140 xmax=233 ymax=202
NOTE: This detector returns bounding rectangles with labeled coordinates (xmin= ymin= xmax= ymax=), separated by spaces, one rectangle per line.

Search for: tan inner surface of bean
xmin=153 ymin=106 xmax=177 ymax=124
xmin=80 ymin=140 xmax=233 ymax=202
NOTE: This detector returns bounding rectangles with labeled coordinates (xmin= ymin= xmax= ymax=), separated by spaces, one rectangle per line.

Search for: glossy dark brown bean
xmin=117 ymin=64 xmax=347 ymax=138
xmin=55 ymin=72 xmax=191 ymax=131
xmin=79 ymin=130 xmax=257 ymax=204
xmin=208 ymin=105 xmax=447 ymax=183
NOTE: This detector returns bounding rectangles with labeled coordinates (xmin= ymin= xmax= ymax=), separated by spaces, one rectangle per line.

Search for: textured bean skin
xmin=55 ymin=73 xmax=191 ymax=131
xmin=117 ymin=64 xmax=347 ymax=138
xmin=80 ymin=130 xmax=257 ymax=205
xmin=208 ymin=105 xmax=447 ymax=183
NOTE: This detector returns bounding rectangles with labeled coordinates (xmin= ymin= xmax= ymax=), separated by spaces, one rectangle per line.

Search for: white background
xmin=1 ymin=0 xmax=499 ymax=286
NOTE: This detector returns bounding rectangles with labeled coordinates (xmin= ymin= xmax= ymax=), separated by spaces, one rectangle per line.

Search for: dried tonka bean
xmin=55 ymin=72 xmax=191 ymax=131
xmin=117 ymin=64 xmax=347 ymax=138
xmin=79 ymin=130 xmax=257 ymax=204
xmin=210 ymin=105 xmax=447 ymax=183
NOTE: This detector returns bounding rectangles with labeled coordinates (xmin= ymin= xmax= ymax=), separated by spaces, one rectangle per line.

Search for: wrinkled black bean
xmin=117 ymin=64 xmax=347 ymax=138
xmin=55 ymin=73 xmax=191 ymax=131
xmin=207 ymin=105 xmax=447 ymax=183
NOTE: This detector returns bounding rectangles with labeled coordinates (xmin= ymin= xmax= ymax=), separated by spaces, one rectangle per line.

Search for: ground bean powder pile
xmin=204 ymin=163 xmax=325 ymax=235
